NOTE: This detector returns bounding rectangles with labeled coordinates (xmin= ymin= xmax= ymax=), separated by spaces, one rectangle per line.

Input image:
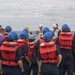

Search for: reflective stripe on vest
xmin=40 ymin=42 xmax=58 ymax=64
xmin=59 ymin=32 xmax=73 ymax=50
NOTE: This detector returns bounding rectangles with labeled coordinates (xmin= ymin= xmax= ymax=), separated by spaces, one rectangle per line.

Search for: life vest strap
xmin=60 ymin=45 xmax=72 ymax=50
xmin=42 ymin=59 xmax=57 ymax=64
xmin=2 ymin=60 xmax=18 ymax=67
xmin=42 ymin=58 xmax=56 ymax=60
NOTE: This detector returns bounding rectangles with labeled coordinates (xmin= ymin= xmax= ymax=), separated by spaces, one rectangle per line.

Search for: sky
xmin=0 ymin=0 xmax=75 ymax=31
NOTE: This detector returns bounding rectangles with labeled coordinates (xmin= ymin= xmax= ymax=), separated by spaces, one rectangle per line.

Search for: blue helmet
xmin=29 ymin=34 xmax=35 ymax=40
xmin=5 ymin=26 xmax=12 ymax=32
xmin=8 ymin=31 xmax=18 ymax=39
xmin=43 ymin=27 xmax=50 ymax=33
xmin=20 ymin=31 xmax=29 ymax=39
xmin=62 ymin=24 xmax=70 ymax=30
xmin=49 ymin=30 xmax=54 ymax=37
xmin=23 ymin=28 xmax=28 ymax=33
xmin=44 ymin=32 xmax=53 ymax=41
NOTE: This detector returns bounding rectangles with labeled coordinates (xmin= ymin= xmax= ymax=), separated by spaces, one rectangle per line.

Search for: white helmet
xmin=39 ymin=24 xmax=43 ymax=27
xmin=53 ymin=24 xmax=57 ymax=27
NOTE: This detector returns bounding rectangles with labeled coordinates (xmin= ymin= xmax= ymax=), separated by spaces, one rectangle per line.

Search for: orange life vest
xmin=0 ymin=42 xmax=19 ymax=67
xmin=28 ymin=42 xmax=36 ymax=59
xmin=40 ymin=42 xmax=58 ymax=64
xmin=59 ymin=32 xmax=73 ymax=50
xmin=17 ymin=39 xmax=27 ymax=58
xmin=40 ymin=36 xmax=45 ymax=43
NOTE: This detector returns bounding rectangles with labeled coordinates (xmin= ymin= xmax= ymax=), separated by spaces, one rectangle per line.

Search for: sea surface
xmin=15 ymin=31 xmax=75 ymax=42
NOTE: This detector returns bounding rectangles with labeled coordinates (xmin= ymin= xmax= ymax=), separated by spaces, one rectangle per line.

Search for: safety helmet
xmin=53 ymin=24 xmax=57 ymax=28
xmin=5 ymin=26 xmax=12 ymax=32
xmin=8 ymin=31 xmax=18 ymax=39
xmin=39 ymin=24 xmax=43 ymax=28
xmin=25 ymin=26 xmax=29 ymax=30
xmin=62 ymin=24 xmax=70 ymax=30
xmin=29 ymin=34 xmax=35 ymax=40
xmin=20 ymin=31 xmax=29 ymax=39
xmin=23 ymin=28 xmax=28 ymax=33
xmin=44 ymin=32 xmax=53 ymax=41
xmin=43 ymin=27 xmax=50 ymax=33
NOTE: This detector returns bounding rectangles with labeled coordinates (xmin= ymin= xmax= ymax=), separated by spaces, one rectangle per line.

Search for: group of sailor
xmin=0 ymin=24 xmax=74 ymax=75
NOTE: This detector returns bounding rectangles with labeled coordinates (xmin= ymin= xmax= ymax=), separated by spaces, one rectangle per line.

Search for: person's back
xmin=57 ymin=24 xmax=74 ymax=75
xmin=19 ymin=30 xmax=32 ymax=75
xmin=38 ymin=32 xmax=62 ymax=75
xmin=73 ymin=32 xmax=75 ymax=74
xmin=58 ymin=25 xmax=73 ymax=60
xmin=28 ymin=34 xmax=38 ymax=75
xmin=0 ymin=31 xmax=24 ymax=75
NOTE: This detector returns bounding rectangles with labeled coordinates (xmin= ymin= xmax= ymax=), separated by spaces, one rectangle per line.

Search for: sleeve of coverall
xmin=72 ymin=36 xmax=75 ymax=51
xmin=37 ymin=49 xmax=42 ymax=61
xmin=16 ymin=48 xmax=22 ymax=62
xmin=34 ymin=40 xmax=40 ymax=54
xmin=72 ymin=34 xmax=75 ymax=60
xmin=22 ymin=44 xmax=28 ymax=56
xmin=55 ymin=37 xmax=59 ymax=45
xmin=58 ymin=30 xmax=61 ymax=36
xmin=34 ymin=40 xmax=40 ymax=51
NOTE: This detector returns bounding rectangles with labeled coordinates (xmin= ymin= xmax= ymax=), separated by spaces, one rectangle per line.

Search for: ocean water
xmin=16 ymin=31 xmax=75 ymax=35
xmin=16 ymin=31 xmax=36 ymax=36
xmin=16 ymin=30 xmax=75 ymax=35
xmin=15 ymin=31 xmax=75 ymax=42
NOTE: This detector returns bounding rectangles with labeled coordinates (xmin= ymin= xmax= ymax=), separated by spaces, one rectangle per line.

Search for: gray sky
xmin=0 ymin=0 xmax=75 ymax=31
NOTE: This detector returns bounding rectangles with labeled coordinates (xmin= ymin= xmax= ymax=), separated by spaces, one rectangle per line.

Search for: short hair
xmin=28 ymin=39 xmax=35 ymax=42
xmin=44 ymin=40 xmax=50 ymax=42
xmin=0 ymin=28 xmax=5 ymax=33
